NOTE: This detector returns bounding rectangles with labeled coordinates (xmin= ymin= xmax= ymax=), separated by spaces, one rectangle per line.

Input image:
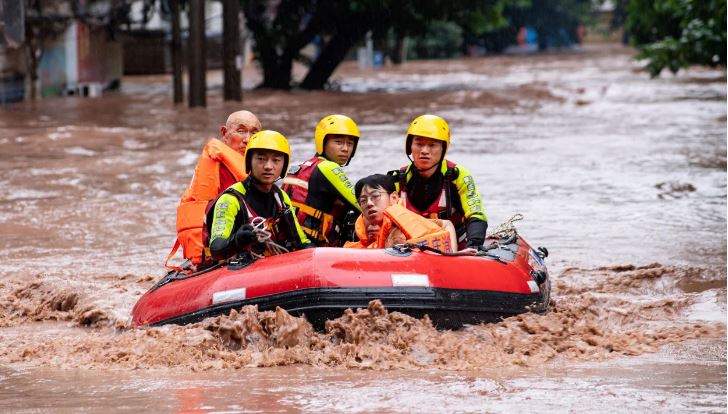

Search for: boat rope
xmin=249 ymin=217 xmax=289 ymax=259
xmin=486 ymin=213 xmax=523 ymax=240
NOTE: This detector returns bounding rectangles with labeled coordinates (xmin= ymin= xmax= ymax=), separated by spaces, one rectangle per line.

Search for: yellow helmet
xmin=405 ymin=114 xmax=450 ymax=156
xmin=314 ymin=114 xmax=360 ymax=165
xmin=245 ymin=130 xmax=291 ymax=179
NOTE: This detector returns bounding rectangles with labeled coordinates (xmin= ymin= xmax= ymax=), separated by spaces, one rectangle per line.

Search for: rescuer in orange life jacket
xmin=281 ymin=114 xmax=361 ymax=246
xmin=388 ymin=114 xmax=488 ymax=252
xmin=344 ymin=174 xmax=457 ymax=251
xmin=204 ymin=130 xmax=311 ymax=262
xmin=166 ymin=110 xmax=262 ymax=270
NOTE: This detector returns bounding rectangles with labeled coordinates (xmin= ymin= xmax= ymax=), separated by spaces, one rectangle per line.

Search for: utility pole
xmin=170 ymin=0 xmax=183 ymax=104
xmin=222 ymin=0 xmax=241 ymax=101
xmin=188 ymin=0 xmax=206 ymax=107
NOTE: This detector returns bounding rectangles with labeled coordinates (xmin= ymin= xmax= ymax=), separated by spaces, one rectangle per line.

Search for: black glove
xmin=465 ymin=219 xmax=487 ymax=248
xmin=234 ymin=224 xmax=257 ymax=247
xmin=465 ymin=242 xmax=485 ymax=252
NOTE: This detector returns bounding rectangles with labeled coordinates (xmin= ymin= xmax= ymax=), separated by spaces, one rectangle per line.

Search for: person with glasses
xmin=166 ymin=110 xmax=262 ymax=271
xmin=204 ymin=131 xmax=310 ymax=262
xmin=344 ymin=174 xmax=456 ymax=251
xmin=282 ymin=114 xmax=361 ymax=247
xmin=388 ymin=114 xmax=487 ymax=252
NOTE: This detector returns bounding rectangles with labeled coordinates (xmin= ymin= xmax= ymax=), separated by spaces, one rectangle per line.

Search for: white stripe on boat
xmin=212 ymin=288 xmax=247 ymax=305
xmin=391 ymin=273 xmax=430 ymax=287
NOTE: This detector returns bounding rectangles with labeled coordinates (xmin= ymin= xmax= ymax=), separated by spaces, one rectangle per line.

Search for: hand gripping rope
xmin=249 ymin=216 xmax=290 ymax=259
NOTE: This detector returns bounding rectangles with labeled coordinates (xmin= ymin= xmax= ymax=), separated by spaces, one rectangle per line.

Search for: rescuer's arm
xmin=208 ymin=193 xmax=253 ymax=258
xmin=318 ymin=161 xmax=361 ymax=212
xmin=453 ymin=165 xmax=488 ymax=248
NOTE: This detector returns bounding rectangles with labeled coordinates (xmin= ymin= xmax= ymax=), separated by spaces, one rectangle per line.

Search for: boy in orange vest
xmin=344 ymin=174 xmax=456 ymax=251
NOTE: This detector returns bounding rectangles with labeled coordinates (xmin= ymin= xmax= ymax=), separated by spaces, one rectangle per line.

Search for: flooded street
xmin=0 ymin=44 xmax=725 ymax=412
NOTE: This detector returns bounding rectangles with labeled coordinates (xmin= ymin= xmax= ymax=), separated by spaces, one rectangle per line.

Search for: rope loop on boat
xmin=487 ymin=213 xmax=523 ymax=240
xmin=249 ymin=217 xmax=290 ymax=259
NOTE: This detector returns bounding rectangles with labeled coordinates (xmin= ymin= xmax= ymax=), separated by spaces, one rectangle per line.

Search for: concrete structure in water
xmin=37 ymin=20 xmax=122 ymax=98
xmin=0 ymin=0 xmax=122 ymax=102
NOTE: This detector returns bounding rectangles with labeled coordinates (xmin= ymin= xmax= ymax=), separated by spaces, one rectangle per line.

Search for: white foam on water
xmin=64 ymin=147 xmax=97 ymax=156
xmin=685 ymin=291 xmax=727 ymax=323
xmin=177 ymin=150 xmax=200 ymax=167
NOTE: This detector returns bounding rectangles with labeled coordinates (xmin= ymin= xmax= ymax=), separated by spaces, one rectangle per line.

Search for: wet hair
xmin=354 ymin=174 xmax=396 ymax=199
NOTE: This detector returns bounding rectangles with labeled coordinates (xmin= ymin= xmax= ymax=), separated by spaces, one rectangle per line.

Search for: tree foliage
xmin=407 ymin=21 xmax=464 ymax=60
xmin=627 ymin=0 xmax=727 ymax=77
xmin=242 ymin=0 xmax=505 ymax=90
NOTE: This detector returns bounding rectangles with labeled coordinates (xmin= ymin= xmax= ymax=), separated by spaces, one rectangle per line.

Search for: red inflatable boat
xmin=132 ymin=235 xmax=550 ymax=329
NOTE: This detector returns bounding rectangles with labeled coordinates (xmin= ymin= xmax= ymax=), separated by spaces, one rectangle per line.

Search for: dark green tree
xmin=242 ymin=0 xmax=323 ymax=89
xmin=627 ymin=0 xmax=726 ymax=77
xmin=242 ymin=0 xmax=504 ymax=90
xmin=407 ymin=21 xmax=464 ymax=60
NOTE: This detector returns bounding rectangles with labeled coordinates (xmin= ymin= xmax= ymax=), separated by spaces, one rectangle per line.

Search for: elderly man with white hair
xmin=166 ymin=110 xmax=262 ymax=270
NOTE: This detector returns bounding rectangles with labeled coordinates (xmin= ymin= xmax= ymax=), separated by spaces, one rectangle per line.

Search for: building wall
xmin=38 ymin=20 xmax=123 ymax=97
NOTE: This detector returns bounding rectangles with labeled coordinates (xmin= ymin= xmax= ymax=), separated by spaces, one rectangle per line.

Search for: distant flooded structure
xmin=0 ymin=0 xmax=246 ymax=107
xmin=39 ymin=20 xmax=122 ymax=98
xmin=119 ymin=2 xmax=228 ymax=75
xmin=0 ymin=1 xmax=122 ymax=102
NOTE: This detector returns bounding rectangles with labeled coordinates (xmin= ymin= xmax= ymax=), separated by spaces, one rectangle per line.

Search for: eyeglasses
xmin=357 ymin=191 xmax=388 ymax=207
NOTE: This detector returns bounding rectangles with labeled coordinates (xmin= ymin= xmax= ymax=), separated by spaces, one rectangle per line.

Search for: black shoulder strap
xmin=387 ymin=167 xmax=408 ymax=193
xmin=273 ymin=186 xmax=301 ymax=245
xmin=448 ymin=166 xmax=459 ymax=181
xmin=443 ymin=167 xmax=457 ymax=219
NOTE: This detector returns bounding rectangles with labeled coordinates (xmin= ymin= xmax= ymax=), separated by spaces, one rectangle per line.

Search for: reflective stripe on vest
xmin=291 ymin=201 xmax=335 ymax=242
xmin=282 ymin=156 xmax=337 ymax=244
xmin=282 ymin=177 xmax=309 ymax=190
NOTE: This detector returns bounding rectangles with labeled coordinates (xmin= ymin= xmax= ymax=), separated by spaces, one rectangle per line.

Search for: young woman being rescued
xmin=203 ymin=131 xmax=311 ymax=264
xmin=282 ymin=114 xmax=361 ymax=247
xmin=388 ymin=114 xmax=488 ymax=253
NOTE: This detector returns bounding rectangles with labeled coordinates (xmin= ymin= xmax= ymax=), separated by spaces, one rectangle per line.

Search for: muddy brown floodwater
xmin=0 ymin=44 xmax=725 ymax=412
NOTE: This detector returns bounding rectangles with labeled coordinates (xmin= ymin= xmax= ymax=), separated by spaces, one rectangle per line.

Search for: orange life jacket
xmin=344 ymin=204 xmax=454 ymax=252
xmin=165 ymin=138 xmax=248 ymax=269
